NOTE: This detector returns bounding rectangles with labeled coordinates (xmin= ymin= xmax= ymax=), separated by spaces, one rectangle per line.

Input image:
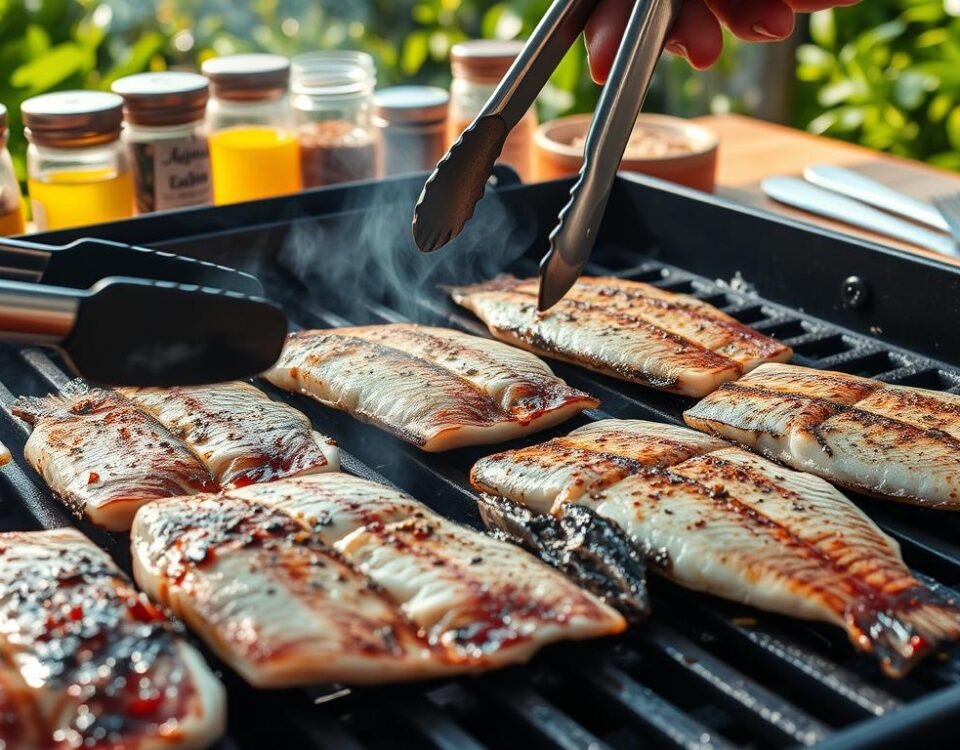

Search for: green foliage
xmin=795 ymin=0 xmax=960 ymax=169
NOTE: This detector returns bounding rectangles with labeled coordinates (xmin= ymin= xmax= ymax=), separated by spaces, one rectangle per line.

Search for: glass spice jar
xmin=202 ymin=53 xmax=302 ymax=205
xmin=372 ymin=86 xmax=449 ymax=176
xmin=22 ymin=91 xmax=133 ymax=231
xmin=0 ymin=105 xmax=25 ymax=236
xmin=112 ymin=72 xmax=212 ymax=214
xmin=448 ymin=40 xmax=537 ymax=181
xmin=291 ymin=51 xmax=380 ymax=188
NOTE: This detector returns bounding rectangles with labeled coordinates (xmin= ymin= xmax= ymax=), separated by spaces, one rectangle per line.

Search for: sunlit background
xmin=2 ymin=0 xmax=960 ymax=182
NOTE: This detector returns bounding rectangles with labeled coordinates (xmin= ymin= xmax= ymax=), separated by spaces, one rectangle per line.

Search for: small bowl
xmin=534 ymin=113 xmax=719 ymax=191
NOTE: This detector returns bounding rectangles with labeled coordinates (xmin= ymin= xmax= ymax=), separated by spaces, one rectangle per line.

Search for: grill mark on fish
xmin=452 ymin=276 xmax=791 ymax=396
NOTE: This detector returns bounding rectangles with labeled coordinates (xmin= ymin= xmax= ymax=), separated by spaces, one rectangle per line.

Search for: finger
xmin=665 ymin=0 xmax=724 ymax=70
xmin=704 ymin=0 xmax=795 ymax=41
xmin=584 ymin=0 xmax=632 ymax=83
xmin=586 ymin=0 xmax=724 ymax=81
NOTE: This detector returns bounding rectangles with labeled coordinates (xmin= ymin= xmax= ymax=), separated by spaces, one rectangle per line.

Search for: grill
xmin=5 ymin=170 xmax=960 ymax=749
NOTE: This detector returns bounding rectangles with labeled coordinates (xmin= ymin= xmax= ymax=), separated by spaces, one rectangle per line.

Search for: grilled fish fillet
xmin=0 ymin=528 xmax=225 ymax=749
xmin=121 ymin=381 xmax=340 ymax=486
xmin=131 ymin=474 xmax=624 ymax=685
xmin=231 ymin=473 xmax=625 ymax=665
xmin=472 ymin=419 xmax=960 ymax=677
xmin=450 ymin=276 xmax=792 ymax=397
xmin=13 ymin=381 xmax=215 ymax=531
xmin=264 ymin=324 xmax=599 ymax=451
xmin=132 ymin=496 xmax=441 ymax=687
xmin=683 ymin=363 xmax=960 ymax=509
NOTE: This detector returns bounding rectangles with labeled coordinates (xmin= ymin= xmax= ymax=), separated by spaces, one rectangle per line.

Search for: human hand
xmin=584 ymin=0 xmax=860 ymax=78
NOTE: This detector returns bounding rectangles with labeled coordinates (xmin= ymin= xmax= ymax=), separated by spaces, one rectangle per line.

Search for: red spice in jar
xmin=298 ymin=120 xmax=378 ymax=188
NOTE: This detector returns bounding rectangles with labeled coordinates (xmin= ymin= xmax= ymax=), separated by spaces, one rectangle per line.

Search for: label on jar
xmin=131 ymin=135 xmax=212 ymax=213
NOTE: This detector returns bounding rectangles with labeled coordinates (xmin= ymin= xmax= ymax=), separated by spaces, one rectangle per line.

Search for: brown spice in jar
xmin=299 ymin=120 xmax=378 ymax=188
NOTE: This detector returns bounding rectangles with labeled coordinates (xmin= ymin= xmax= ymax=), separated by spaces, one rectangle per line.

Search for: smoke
xmin=274 ymin=176 xmax=538 ymax=324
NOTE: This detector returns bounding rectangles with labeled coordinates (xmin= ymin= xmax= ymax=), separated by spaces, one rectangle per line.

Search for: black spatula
xmin=0 ymin=277 xmax=287 ymax=386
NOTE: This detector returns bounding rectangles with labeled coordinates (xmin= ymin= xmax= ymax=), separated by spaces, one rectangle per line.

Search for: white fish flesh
xmin=0 ymin=528 xmax=225 ymax=749
xmin=450 ymin=276 xmax=792 ymax=397
xmin=264 ymin=324 xmax=599 ymax=451
xmin=472 ymin=419 xmax=960 ymax=677
xmin=131 ymin=473 xmax=625 ymax=685
xmin=683 ymin=362 xmax=960 ymax=508
xmin=121 ymin=381 xmax=339 ymax=486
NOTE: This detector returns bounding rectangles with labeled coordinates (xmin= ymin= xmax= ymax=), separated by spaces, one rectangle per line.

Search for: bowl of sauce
xmin=534 ymin=113 xmax=718 ymax=191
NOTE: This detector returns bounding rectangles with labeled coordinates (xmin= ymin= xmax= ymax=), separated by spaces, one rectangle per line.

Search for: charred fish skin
xmin=0 ymin=528 xmax=225 ymax=750
xmin=121 ymin=381 xmax=340 ymax=487
xmin=683 ymin=362 xmax=960 ymax=509
xmin=471 ymin=419 xmax=960 ymax=677
xmin=264 ymin=324 xmax=598 ymax=451
xmin=132 ymin=495 xmax=444 ymax=688
xmin=12 ymin=380 xmax=216 ymax=531
xmin=450 ymin=275 xmax=792 ymax=398
xmin=476 ymin=493 xmax=649 ymax=621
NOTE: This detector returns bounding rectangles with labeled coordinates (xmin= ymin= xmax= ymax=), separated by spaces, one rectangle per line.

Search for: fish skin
xmin=0 ymin=528 xmax=225 ymax=749
xmin=264 ymin=324 xmax=598 ymax=451
xmin=12 ymin=381 xmax=215 ymax=531
xmin=450 ymin=276 xmax=792 ymax=397
xmin=131 ymin=473 xmax=625 ymax=685
xmin=471 ymin=419 xmax=960 ymax=676
xmin=121 ymin=381 xmax=340 ymax=487
xmin=683 ymin=363 xmax=960 ymax=508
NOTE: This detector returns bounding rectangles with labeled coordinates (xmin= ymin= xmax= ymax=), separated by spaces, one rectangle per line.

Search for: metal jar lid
xmin=21 ymin=91 xmax=124 ymax=148
xmin=373 ymin=86 xmax=449 ymax=127
xmin=450 ymin=39 xmax=525 ymax=84
xmin=112 ymin=72 xmax=209 ymax=127
xmin=201 ymin=53 xmax=290 ymax=101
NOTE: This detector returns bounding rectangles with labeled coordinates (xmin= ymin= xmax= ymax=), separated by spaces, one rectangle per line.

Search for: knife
xmin=762 ymin=177 xmax=960 ymax=259
xmin=803 ymin=165 xmax=949 ymax=233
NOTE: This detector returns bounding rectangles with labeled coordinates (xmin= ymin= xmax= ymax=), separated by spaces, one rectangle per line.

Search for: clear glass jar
xmin=291 ymin=51 xmax=380 ymax=187
xmin=449 ymin=40 xmax=537 ymax=181
xmin=202 ymin=53 xmax=301 ymax=205
xmin=22 ymin=91 xmax=133 ymax=231
xmin=113 ymin=72 xmax=212 ymax=214
xmin=0 ymin=105 xmax=25 ymax=236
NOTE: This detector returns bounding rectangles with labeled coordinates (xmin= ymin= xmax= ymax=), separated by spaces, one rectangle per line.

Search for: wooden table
xmin=692 ymin=113 xmax=960 ymax=263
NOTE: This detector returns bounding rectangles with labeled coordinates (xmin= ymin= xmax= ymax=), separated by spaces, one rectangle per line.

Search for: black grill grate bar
xmin=20 ymin=348 xmax=70 ymax=391
xmin=677 ymin=599 xmax=900 ymax=718
xmin=389 ymin=696 xmax=488 ymax=750
xmin=575 ymin=662 xmax=733 ymax=750
xmin=481 ymin=681 xmax=613 ymax=750
xmin=872 ymin=366 xmax=940 ymax=385
xmin=644 ymin=625 xmax=831 ymax=746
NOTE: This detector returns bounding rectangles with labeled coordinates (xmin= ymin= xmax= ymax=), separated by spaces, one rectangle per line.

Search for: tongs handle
xmin=0 ymin=279 xmax=80 ymax=344
xmin=539 ymin=0 xmax=682 ymax=310
xmin=479 ymin=0 xmax=601 ymax=128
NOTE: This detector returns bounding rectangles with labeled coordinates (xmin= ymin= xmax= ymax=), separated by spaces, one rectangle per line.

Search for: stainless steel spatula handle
xmin=538 ymin=0 xmax=682 ymax=311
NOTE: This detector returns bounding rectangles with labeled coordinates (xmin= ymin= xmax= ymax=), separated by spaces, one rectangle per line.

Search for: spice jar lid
xmin=451 ymin=40 xmax=525 ymax=84
xmin=201 ymin=54 xmax=290 ymax=101
xmin=112 ymin=72 xmax=209 ymax=127
xmin=21 ymin=91 xmax=123 ymax=148
xmin=373 ymin=86 xmax=449 ymax=126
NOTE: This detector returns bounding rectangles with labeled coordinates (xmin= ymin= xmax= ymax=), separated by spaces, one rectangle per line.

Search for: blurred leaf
xmin=101 ymin=31 xmax=166 ymax=85
xmin=11 ymin=42 xmax=93 ymax=93
xmin=400 ymin=29 xmax=428 ymax=76
xmin=948 ymin=106 xmax=960 ymax=151
xmin=809 ymin=9 xmax=836 ymax=47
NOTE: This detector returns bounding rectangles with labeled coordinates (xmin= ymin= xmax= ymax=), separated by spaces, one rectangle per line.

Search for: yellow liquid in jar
xmin=208 ymin=127 xmax=302 ymax=205
xmin=0 ymin=201 xmax=25 ymax=235
xmin=28 ymin=168 xmax=134 ymax=230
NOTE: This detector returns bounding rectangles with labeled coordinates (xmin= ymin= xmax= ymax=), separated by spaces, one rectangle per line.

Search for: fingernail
xmin=666 ymin=41 xmax=688 ymax=58
xmin=751 ymin=23 xmax=782 ymax=40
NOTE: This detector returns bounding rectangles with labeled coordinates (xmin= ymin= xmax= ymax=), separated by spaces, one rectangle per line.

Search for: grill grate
xmin=4 ymin=174 xmax=960 ymax=749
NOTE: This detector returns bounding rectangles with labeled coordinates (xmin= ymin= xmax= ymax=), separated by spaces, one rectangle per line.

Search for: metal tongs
xmin=413 ymin=0 xmax=681 ymax=310
xmin=0 ymin=236 xmax=287 ymax=386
